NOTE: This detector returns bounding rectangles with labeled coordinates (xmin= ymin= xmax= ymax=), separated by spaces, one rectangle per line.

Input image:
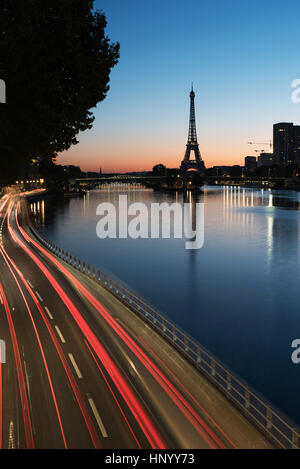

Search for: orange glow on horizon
xmin=59 ymin=144 xmax=247 ymax=173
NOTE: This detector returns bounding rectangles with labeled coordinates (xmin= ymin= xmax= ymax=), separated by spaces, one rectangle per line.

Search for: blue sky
xmin=60 ymin=0 xmax=300 ymax=171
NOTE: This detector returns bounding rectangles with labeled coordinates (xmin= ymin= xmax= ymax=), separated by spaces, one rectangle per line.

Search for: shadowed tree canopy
xmin=0 ymin=0 xmax=119 ymax=185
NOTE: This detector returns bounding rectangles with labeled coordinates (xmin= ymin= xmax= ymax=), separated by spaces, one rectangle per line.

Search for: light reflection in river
xmin=30 ymin=185 xmax=300 ymax=424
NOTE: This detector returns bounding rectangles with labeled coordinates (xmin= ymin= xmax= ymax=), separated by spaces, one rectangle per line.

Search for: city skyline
xmin=59 ymin=0 xmax=300 ymax=173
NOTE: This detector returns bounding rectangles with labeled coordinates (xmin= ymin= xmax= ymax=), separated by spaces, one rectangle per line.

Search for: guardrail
xmin=29 ymin=214 xmax=300 ymax=449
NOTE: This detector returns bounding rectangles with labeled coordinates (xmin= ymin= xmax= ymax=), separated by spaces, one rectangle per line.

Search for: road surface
xmin=0 ymin=192 xmax=272 ymax=449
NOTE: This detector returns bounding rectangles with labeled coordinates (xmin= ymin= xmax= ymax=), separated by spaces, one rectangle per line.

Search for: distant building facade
xmin=293 ymin=125 xmax=300 ymax=165
xmin=273 ymin=122 xmax=300 ymax=166
xmin=206 ymin=166 xmax=230 ymax=176
xmin=244 ymin=156 xmax=257 ymax=172
xmin=257 ymin=152 xmax=276 ymax=167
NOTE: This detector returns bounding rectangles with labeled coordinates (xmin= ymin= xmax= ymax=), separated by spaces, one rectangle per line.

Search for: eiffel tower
xmin=180 ymin=85 xmax=205 ymax=175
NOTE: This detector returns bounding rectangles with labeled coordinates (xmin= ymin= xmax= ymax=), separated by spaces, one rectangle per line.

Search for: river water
xmin=31 ymin=185 xmax=300 ymax=424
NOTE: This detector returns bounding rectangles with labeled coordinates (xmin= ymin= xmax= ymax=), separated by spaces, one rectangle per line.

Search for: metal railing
xmin=29 ymin=218 xmax=300 ymax=449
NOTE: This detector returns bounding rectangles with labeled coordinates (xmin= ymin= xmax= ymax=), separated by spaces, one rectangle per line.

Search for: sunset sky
xmin=60 ymin=0 xmax=300 ymax=173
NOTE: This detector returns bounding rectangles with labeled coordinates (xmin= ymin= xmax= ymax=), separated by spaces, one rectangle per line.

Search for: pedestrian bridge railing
xmin=29 ymin=219 xmax=300 ymax=449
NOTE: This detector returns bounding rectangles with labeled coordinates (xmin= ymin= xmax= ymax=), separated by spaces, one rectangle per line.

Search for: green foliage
xmin=0 ymin=0 xmax=119 ymax=185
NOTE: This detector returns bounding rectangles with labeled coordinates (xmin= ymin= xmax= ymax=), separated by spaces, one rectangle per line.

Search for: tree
xmin=152 ymin=164 xmax=166 ymax=176
xmin=0 ymin=0 xmax=119 ymax=185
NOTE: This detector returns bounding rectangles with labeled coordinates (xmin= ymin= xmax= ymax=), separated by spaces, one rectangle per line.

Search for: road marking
xmin=8 ymin=421 xmax=15 ymax=449
xmin=35 ymin=291 xmax=43 ymax=302
xmin=44 ymin=306 xmax=53 ymax=320
xmin=55 ymin=326 xmax=66 ymax=344
xmin=27 ymin=280 xmax=34 ymax=289
xmin=88 ymin=397 xmax=108 ymax=438
xmin=68 ymin=353 xmax=82 ymax=379
xmin=23 ymin=360 xmax=34 ymax=430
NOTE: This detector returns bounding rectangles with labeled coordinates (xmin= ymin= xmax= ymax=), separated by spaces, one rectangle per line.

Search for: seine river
xmin=32 ymin=185 xmax=300 ymax=424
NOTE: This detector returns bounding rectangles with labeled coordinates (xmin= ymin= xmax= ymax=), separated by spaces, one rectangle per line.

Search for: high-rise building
xmin=257 ymin=153 xmax=276 ymax=167
xmin=293 ymin=125 xmax=300 ymax=165
xmin=273 ymin=122 xmax=299 ymax=166
xmin=244 ymin=156 xmax=257 ymax=172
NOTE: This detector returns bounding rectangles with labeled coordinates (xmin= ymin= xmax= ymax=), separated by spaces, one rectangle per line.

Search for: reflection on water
xmin=31 ymin=199 xmax=45 ymax=226
xmin=31 ymin=186 xmax=300 ymax=424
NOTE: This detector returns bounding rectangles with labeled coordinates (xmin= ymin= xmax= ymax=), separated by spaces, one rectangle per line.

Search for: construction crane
xmin=248 ymin=140 xmax=272 ymax=153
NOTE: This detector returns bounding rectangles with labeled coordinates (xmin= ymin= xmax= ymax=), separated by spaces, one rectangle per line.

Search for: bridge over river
xmin=74 ymin=174 xmax=296 ymax=191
